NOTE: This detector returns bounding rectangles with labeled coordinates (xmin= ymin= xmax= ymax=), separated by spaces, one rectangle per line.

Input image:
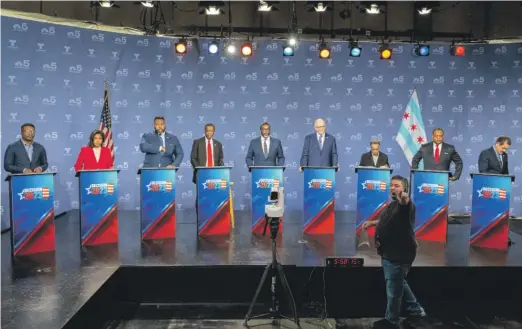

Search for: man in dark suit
xmin=4 ymin=123 xmax=48 ymax=174
xmin=190 ymin=123 xmax=224 ymax=184
xmin=412 ymin=128 xmax=463 ymax=181
xmin=245 ymin=122 xmax=285 ymax=167
xmin=359 ymin=140 xmax=390 ymax=168
xmin=299 ymin=118 xmax=338 ymax=171
xmin=478 ymin=136 xmax=510 ymax=175
xmin=140 ymin=116 xmax=184 ymax=168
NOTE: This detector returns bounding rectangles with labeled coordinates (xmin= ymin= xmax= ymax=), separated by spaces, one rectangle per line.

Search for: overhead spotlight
xmin=450 ymin=45 xmax=465 ymax=56
xmin=241 ymin=41 xmax=253 ymax=57
xmin=141 ymin=1 xmax=154 ymax=8
xmin=175 ymin=39 xmax=187 ymax=54
xmin=414 ymin=44 xmax=430 ymax=56
xmin=99 ymin=1 xmax=115 ymax=8
xmin=349 ymin=41 xmax=361 ymax=57
xmin=283 ymin=45 xmax=294 ymax=56
xmin=318 ymin=41 xmax=331 ymax=59
xmin=379 ymin=44 xmax=392 ymax=59
xmin=366 ymin=3 xmax=381 ymax=14
xmin=307 ymin=1 xmax=330 ymax=12
xmin=208 ymin=40 xmax=219 ymax=54
xmin=415 ymin=2 xmax=439 ymax=15
xmin=226 ymin=43 xmax=236 ymax=54
xmin=199 ymin=1 xmax=225 ymax=15
xmin=258 ymin=1 xmax=279 ymax=12
xmin=288 ymin=37 xmax=297 ymax=46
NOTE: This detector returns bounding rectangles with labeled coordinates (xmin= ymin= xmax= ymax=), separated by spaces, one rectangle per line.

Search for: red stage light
xmin=450 ymin=45 xmax=465 ymax=56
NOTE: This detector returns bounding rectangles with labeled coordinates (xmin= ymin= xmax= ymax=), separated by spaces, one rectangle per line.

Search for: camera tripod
xmin=243 ymin=215 xmax=301 ymax=328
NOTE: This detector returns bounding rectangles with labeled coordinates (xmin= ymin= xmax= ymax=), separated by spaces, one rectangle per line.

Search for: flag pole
xmin=229 ymin=182 xmax=235 ymax=229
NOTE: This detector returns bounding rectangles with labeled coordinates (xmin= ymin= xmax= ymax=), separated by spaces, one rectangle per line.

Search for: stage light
xmin=208 ymin=40 xmax=219 ymax=54
xmin=241 ymin=42 xmax=253 ymax=57
xmin=318 ymin=42 xmax=330 ymax=59
xmin=226 ymin=43 xmax=236 ymax=54
xmin=414 ymin=44 xmax=430 ymax=56
xmin=175 ymin=40 xmax=187 ymax=54
xmin=350 ymin=41 xmax=362 ymax=57
xmin=288 ymin=37 xmax=297 ymax=46
xmin=283 ymin=46 xmax=294 ymax=56
xmin=450 ymin=45 xmax=465 ymax=56
xmin=379 ymin=46 xmax=392 ymax=59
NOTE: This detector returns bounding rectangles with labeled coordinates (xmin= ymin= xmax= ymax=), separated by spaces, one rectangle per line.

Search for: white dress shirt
xmin=159 ymin=133 xmax=166 ymax=152
xmin=261 ymin=137 xmax=270 ymax=154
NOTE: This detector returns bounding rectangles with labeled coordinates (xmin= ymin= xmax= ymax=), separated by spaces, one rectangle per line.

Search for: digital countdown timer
xmin=325 ymin=257 xmax=364 ymax=267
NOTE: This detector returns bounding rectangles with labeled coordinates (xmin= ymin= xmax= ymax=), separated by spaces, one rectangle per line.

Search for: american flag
xmin=325 ymin=179 xmax=332 ymax=189
xmin=107 ymin=183 xmax=114 ymax=194
xmin=99 ymin=84 xmax=114 ymax=164
xmin=220 ymin=179 xmax=227 ymax=189
xmin=499 ymin=188 xmax=507 ymax=200
xmin=41 ymin=187 xmax=50 ymax=199
xmin=165 ymin=181 xmax=173 ymax=191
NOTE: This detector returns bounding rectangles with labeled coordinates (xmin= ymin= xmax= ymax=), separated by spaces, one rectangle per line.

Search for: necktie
xmin=206 ymin=140 xmax=213 ymax=167
xmin=434 ymin=144 xmax=440 ymax=164
xmin=263 ymin=138 xmax=268 ymax=158
xmin=319 ymin=135 xmax=323 ymax=150
xmin=498 ymin=154 xmax=503 ymax=168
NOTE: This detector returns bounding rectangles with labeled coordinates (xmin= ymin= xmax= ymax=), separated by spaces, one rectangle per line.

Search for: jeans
xmin=382 ymin=258 xmax=425 ymax=325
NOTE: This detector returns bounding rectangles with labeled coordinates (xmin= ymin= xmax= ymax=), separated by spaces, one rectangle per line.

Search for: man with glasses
xmin=4 ymin=123 xmax=48 ymax=174
xmin=299 ymin=118 xmax=338 ymax=172
xmin=245 ymin=122 xmax=285 ymax=167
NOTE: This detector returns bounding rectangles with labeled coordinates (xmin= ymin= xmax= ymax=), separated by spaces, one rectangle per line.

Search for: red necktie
xmin=206 ymin=140 xmax=213 ymax=167
xmin=434 ymin=144 xmax=440 ymax=164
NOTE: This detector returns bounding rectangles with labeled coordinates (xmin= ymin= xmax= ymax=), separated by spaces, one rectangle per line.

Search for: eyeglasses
xmin=315 ymin=125 xmax=325 ymax=128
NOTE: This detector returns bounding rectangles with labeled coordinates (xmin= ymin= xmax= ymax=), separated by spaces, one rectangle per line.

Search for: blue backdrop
xmin=2 ymin=16 xmax=521 ymax=230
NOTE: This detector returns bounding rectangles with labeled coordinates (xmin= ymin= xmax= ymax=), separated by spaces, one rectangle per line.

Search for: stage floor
xmin=2 ymin=210 xmax=522 ymax=329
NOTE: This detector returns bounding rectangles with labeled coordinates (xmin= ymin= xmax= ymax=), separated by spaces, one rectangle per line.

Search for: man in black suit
xmin=190 ymin=123 xmax=224 ymax=184
xmin=359 ymin=140 xmax=390 ymax=168
xmin=412 ymin=128 xmax=463 ymax=181
xmin=4 ymin=123 xmax=48 ymax=174
xmin=478 ymin=136 xmax=510 ymax=175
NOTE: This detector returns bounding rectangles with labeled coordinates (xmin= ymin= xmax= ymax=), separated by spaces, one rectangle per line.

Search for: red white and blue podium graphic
xmin=7 ymin=173 xmax=56 ymax=257
xmin=470 ymin=173 xmax=514 ymax=251
xmin=77 ymin=169 xmax=120 ymax=246
xmin=197 ymin=166 xmax=232 ymax=236
xmin=139 ymin=168 xmax=176 ymax=240
xmin=411 ymin=169 xmax=450 ymax=243
xmin=355 ymin=167 xmax=392 ymax=236
xmin=303 ymin=166 xmax=337 ymax=234
xmin=250 ymin=166 xmax=285 ymax=234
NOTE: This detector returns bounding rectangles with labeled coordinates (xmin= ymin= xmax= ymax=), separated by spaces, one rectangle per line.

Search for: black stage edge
xmin=63 ymin=265 xmax=522 ymax=329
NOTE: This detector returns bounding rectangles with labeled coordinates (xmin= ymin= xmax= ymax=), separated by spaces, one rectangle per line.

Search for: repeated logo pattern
xmin=2 ymin=17 xmax=521 ymax=229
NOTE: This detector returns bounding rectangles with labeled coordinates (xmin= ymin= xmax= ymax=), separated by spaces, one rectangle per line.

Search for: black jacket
xmin=375 ymin=200 xmax=417 ymax=265
xmin=359 ymin=151 xmax=389 ymax=168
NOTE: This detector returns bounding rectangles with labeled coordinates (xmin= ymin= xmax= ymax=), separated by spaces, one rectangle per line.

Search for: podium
xmin=302 ymin=166 xmax=337 ymax=234
xmin=138 ymin=167 xmax=177 ymax=240
xmin=196 ymin=166 xmax=232 ymax=236
xmin=249 ymin=166 xmax=285 ymax=234
xmin=410 ymin=169 xmax=450 ymax=243
xmin=355 ymin=167 xmax=393 ymax=236
xmin=6 ymin=172 xmax=57 ymax=257
xmin=76 ymin=169 xmax=120 ymax=246
xmin=469 ymin=173 xmax=515 ymax=250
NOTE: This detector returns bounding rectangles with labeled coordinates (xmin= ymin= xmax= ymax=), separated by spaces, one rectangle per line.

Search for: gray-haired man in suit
xmin=412 ymin=128 xmax=463 ymax=180
xmin=4 ymin=123 xmax=48 ymax=174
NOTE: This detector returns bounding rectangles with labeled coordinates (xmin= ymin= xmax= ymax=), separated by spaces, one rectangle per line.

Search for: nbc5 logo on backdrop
xmin=70 ymin=132 xmax=83 ymax=141
xmin=15 ymin=60 xmax=30 ymax=69
xmin=13 ymin=22 xmax=28 ymax=32
xmin=41 ymin=26 xmax=55 ymax=35
xmin=44 ymin=132 xmax=58 ymax=141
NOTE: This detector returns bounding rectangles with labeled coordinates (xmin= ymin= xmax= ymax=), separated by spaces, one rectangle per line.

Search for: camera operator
xmin=362 ymin=175 xmax=426 ymax=329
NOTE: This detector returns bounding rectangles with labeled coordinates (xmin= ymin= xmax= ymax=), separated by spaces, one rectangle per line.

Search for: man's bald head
xmin=314 ymin=118 xmax=326 ymax=136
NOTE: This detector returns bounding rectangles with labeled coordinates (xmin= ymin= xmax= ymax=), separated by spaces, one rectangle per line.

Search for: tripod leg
xmin=243 ymin=263 xmax=271 ymax=326
xmin=276 ymin=264 xmax=301 ymax=326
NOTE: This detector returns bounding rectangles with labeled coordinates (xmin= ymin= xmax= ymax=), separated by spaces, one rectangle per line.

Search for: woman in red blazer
xmin=74 ymin=130 xmax=113 ymax=171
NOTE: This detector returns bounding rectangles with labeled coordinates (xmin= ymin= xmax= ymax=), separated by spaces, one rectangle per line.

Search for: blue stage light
xmin=350 ymin=46 xmax=361 ymax=57
xmin=283 ymin=46 xmax=294 ymax=56
xmin=418 ymin=45 xmax=430 ymax=56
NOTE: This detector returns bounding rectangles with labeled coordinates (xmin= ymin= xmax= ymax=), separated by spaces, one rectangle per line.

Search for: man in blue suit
xmin=478 ymin=136 xmax=510 ymax=175
xmin=4 ymin=123 xmax=48 ymax=174
xmin=245 ymin=122 xmax=285 ymax=167
xmin=299 ymin=118 xmax=338 ymax=171
xmin=140 ymin=116 xmax=184 ymax=168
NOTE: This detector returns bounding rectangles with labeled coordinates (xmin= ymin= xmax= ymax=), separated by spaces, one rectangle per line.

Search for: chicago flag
xmin=396 ymin=89 xmax=427 ymax=167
